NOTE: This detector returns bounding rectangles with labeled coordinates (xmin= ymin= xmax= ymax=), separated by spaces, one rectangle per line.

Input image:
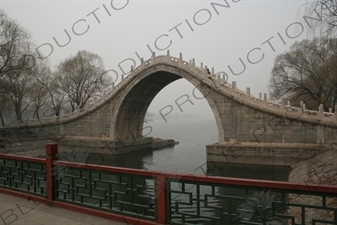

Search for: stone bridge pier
xmin=3 ymin=52 xmax=337 ymax=165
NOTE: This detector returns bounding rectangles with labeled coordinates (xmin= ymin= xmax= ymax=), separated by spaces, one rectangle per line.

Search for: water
xmin=85 ymin=118 xmax=292 ymax=181
xmin=60 ymin=118 xmax=292 ymax=224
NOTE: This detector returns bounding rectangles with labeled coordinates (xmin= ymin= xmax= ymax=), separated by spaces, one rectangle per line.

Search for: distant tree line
xmin=1 ymin=0 xmax=337 ymax=126
xmin=0 ymin=10 xmax=111 ymax=126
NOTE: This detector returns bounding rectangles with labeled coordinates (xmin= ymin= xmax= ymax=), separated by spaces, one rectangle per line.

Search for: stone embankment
xmin=1 ymin=138 xmax=71 ymax=157
xmin=2 ymin=137 xmax=336 ymax=224
xmin=1 ymin=137 xmax=178 ymax=157
xmin=288 ymin=148 xmax=337 ymax=224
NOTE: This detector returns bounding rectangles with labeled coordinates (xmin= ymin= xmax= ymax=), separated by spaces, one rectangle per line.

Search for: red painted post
xmin=46 ymin=144 xmax=58 ymax=205
xmin=156 ymin=175 xmax=166 ymax=224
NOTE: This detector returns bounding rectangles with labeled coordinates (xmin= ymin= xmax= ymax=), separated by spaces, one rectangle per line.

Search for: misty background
xmin=1 ymin=0 xmax=316 ymax=120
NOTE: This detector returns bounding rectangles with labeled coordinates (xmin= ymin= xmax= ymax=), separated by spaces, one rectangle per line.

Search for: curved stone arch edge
xmin=109 ymin=65 xmax=225 ymax=143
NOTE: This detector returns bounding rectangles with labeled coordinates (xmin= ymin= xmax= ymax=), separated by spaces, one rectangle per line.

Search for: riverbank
xmin=0 ymin=137 xmax=179 ymax=157
xmin=288 ymin=148 xmax=337 ymax=185
xmin=288 ymin=148 xmax=337 ymax=224
xmin=3 ymin=137 xmax=336 ymax=223
xmin=0 ymin=138 xmax=61 ymax=157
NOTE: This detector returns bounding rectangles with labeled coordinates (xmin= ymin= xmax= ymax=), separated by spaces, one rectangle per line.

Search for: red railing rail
xmin=53 ymin=156 xmax=337 ymax=195
xmin=0 ymin=153 xmax=45 ymax=164
xmin=1 ymin=143 xmax=337 ymax=225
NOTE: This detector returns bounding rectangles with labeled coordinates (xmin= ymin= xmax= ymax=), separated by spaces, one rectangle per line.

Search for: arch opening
xmin=111 ymin=67 xmax=224 ymax=143
xmin=115 ymin=71 xmax=181 ymax=140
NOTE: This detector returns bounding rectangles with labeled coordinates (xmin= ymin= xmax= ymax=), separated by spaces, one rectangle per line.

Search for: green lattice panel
xmin=0 ymin=159 xmax=46 ymax=195
xmin=54 ymin=166 xmax=156 ymax=220
xmin=168 ymin=180 xmax=337 ymax=225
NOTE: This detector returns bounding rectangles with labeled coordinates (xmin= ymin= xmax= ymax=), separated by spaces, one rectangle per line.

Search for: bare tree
xmin=304 ymin=0 xmax=337 ymax=37
xmin=0 ymin=90 xmax=12 ymax=126
xmin=0 ymin=10 xmax=35 ymax=78
xmin=2 ymin=68 xmax=35 ymax=120
xmin=0 ymin=10 xmax=38 ymax=122
xmin=0 ymin=11 xmax=112 ymax=120
xmin=32 ymin=65 xmax=66 ymax=117
xmin=48 ymin=76 xmax=67 ymax=117
xmin=56 ymin=50 xmax=110 ymax=112
xmin=30 ymin=60 xmax=50 ymax=119
xmin=268 ymin=37 xmax=337 ymax=112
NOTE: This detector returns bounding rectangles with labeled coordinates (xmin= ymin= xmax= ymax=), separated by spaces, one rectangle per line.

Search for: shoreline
xmin=3 ymin=138 xmax=336 ymax=185
xmin=2 ymin=138 xmax=336 ymax=223
xmin=287 ymin=148 xmax=337 ymax=223
xmin=0 ymin=137 xmax=179 ymax=157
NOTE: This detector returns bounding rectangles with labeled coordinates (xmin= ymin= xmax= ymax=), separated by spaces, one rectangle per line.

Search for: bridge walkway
xmin=0 ymin=192 xmax=127 ymax=225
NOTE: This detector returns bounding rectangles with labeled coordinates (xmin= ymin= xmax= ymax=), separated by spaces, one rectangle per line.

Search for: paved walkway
xmin=0 ymin=193 xmax=127 ymax=225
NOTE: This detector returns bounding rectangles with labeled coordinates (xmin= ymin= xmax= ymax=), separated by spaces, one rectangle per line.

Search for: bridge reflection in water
xmin=59 ymin=147 xmax=293 ymax=224
xmin=70 ymin=145 xmax=292 ymax=181
xmin=57 ymin=143 xmax=293 ymax=224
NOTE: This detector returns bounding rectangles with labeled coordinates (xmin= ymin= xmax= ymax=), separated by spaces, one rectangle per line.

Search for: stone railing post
xmin=178 ymin=53 xmax=183 ymax=66
xmin=232 ymin=81 xmax=236 ymax=97
xmin=299 ymin=101 xmax=303 ymax=118
xmin=152 ymin=52 xmax=156 ymax=63
xmin=129 ymin=65 xmax=134 ymax=77
xmin=191 ymin=58 xmax=196 ymax=72
xmin=246 ymin=87 xmax=251 ymax=103
xmin=263 ymin=93 xmax=267 ymax=108
xmin=140 ymin=58 xmax=144 ymax=69
xmin=318 ymin=104 xmax=323 ymax=121
xmin=217 ymin=73 xmax=221 ymax=87
xmin=280 ymin=98 xmax=285 ymax=113
xmin=46 ymin=144 xmax=58 ymax=205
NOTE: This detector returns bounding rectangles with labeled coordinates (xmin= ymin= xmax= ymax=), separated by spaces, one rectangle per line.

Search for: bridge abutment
xmin=206 ymin=142 xmax=330 ymax=166
xmin=50 ymin=136 xmax=178 ymax=155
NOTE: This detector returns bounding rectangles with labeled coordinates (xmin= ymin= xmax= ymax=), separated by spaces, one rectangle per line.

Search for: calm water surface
xmin=84 ymin=118 xmax=291 ymax=181
xmin=60 ymin=118 xmax=292 ymax=224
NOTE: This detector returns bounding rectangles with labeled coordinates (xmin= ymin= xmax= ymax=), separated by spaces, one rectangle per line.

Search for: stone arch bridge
xmin=3 ymin=52 xmax=337 ymax=165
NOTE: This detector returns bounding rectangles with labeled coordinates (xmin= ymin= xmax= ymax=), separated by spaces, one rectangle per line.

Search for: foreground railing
xmin=0 ymin=144 xmax=336 ymax=225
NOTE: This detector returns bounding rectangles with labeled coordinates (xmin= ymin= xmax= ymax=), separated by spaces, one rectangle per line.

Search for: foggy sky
xmin=1 ymin=0 xmax=317 ymax=119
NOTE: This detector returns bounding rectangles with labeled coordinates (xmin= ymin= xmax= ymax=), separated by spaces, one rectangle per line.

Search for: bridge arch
xmin=4 ymin=52 xmax=337 ymax=163
xmin=110 ymin=63 xmax=225 ymax=142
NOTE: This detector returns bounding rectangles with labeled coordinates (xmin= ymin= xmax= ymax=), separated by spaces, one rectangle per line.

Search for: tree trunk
xmin=0 ymin=112 xmax=5 ymax=126
xmin=15 ymin=110 xmax=22 ymax=121
xmin=36 ymin=109 xmax=39 ymax=119
xmin=333 ymin=85 xmax=337 ymax=112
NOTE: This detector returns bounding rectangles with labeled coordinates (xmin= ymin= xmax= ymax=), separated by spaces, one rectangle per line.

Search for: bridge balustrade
xmin=0 ymin=144 xmax=336 ymax=225
xmin=2 ymin=52 xmax=337 ymax=130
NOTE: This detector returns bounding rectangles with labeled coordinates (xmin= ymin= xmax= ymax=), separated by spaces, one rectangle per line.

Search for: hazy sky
xmin=1 ymin=0 xmax=318 ymax=119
